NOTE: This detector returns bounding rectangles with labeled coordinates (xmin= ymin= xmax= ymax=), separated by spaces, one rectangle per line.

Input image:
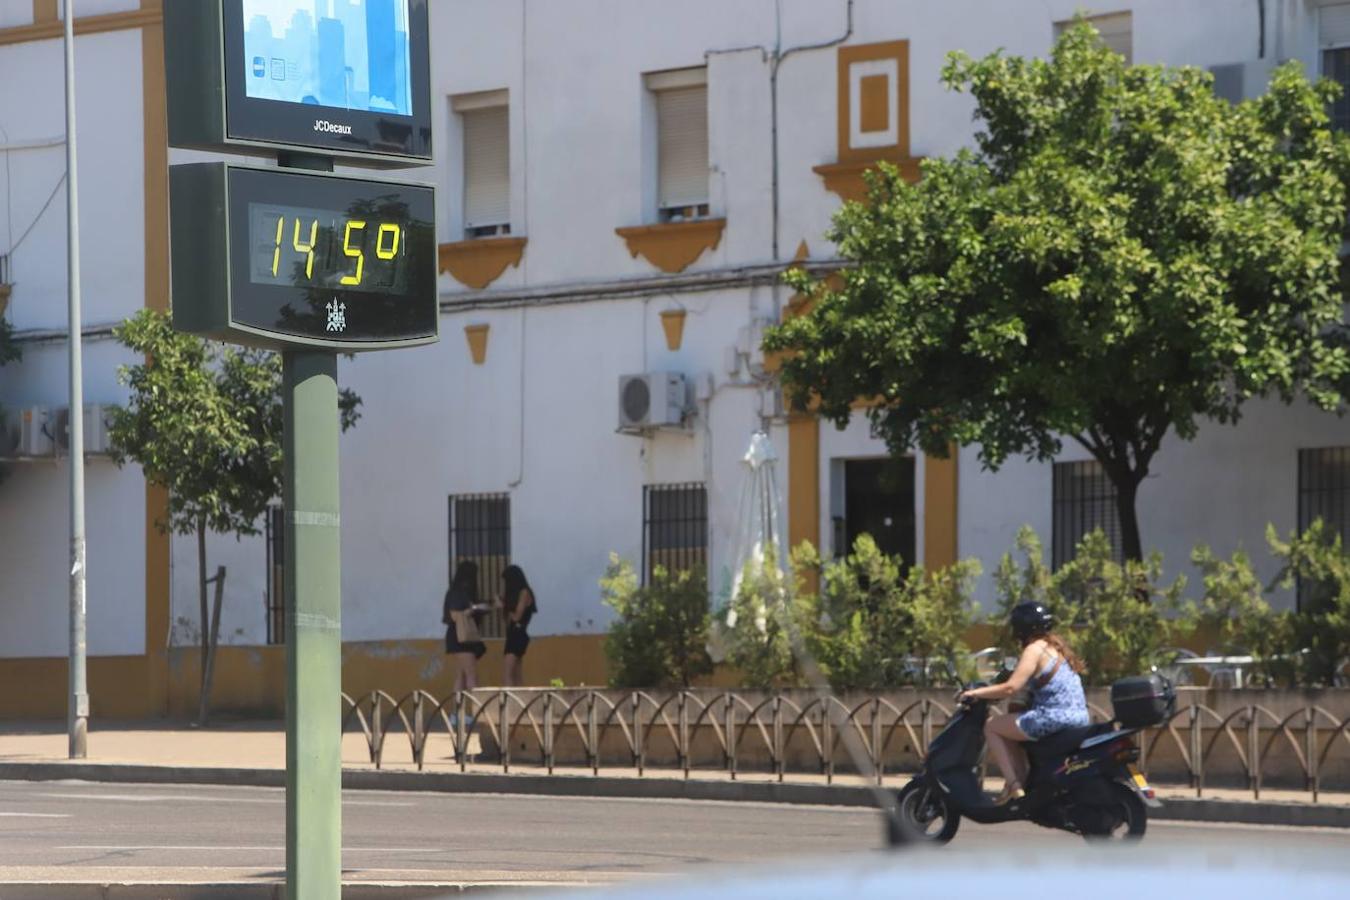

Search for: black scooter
xmin=889 ymin=689 xmax=1161 ymax=843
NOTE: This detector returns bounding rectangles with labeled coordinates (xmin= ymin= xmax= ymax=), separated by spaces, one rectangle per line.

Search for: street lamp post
xmin=63 ymin=0 xmax=88 ymax=759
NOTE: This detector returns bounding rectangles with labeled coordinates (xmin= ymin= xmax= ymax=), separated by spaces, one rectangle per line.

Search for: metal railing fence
xmin=340 ymin=689 xmax=1350 ymax=802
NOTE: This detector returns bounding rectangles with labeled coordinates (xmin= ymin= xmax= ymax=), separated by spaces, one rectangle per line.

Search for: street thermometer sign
xmin=171 ymin=163 xmax=437 ymax=350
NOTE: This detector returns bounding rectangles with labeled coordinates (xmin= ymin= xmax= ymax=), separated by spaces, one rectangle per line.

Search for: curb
xmin=0 ymin=882 xmax=558 ymax=899
xmin=2 ymin=762 xmax=1348 ymax=829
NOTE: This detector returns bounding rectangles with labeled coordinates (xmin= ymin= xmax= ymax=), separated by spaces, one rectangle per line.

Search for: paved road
xmin=0 ymin=781 xmax=1347 ymax=887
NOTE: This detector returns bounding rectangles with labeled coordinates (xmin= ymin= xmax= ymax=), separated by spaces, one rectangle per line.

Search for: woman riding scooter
xmin=957 ymin=602 xmax=1089 ymax=803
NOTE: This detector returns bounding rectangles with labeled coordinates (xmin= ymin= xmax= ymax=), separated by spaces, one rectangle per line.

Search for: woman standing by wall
xmin=500 ymin=565 xmax=537 ymax=687
xmin=444 ymin=561 xmax=488 ymax=690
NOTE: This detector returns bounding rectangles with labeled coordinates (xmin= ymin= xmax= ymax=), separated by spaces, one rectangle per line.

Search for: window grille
xmin=449 ymin=493 xmax=511 ymax=638
xmin=1297 ymin=447 xmax=1350 ymax=611
xmin=643 ymin=482 xmax=707 ymax=584
xmin=264 ymin=505 xmax=286 ymax=645
xmin=1052 ymin=461 xmax=1123 ymax=569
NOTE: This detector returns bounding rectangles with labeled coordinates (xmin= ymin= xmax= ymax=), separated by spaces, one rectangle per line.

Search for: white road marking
xmin=0 ymin=812 xmax=71 ymax=818
xmin=55 ymin=846 xmax=443 ymax=853
xmin=36 ymin=792 xmax=412 ymax=807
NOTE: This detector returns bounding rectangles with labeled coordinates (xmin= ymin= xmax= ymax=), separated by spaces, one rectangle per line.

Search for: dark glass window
xmin=1325 ymin=48 xmax=1350 ymax=132
xmin=1297 ymin=447 xmax=1350 ymax=611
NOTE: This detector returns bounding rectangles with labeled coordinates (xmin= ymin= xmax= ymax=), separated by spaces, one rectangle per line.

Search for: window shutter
xmin=1323 ymin=4 xmax=1350 ymax=47
xmin=1094 ymin=12 xmax=1132 ymax=63
xmin=463 ymin=105 xmax=510 ymax=230
xmin=656 ymin=86 xmax=709 ymax=210
xmin=1055 ymin=11 xmax=1132 ymax=64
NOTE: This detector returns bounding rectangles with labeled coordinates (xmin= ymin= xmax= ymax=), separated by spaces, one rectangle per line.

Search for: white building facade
xmin=1 ymin=0 xmax=1348 ymax=717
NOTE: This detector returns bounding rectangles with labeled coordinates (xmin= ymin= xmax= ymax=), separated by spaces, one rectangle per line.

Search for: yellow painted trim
xmin=923 ymin=447 xmax=959 ymax=570
xmin=142 ymin=0 xmax=170 ymax=716
xmin=463 ymin=323 xmax=490 ymax=365
xmin=0 ymin=656 xmax=154 ymax=718
xmin=837 ymin=40 xmax=910 ymax=163
xmin=787 ymin=415 xmax=821 ymax=591
xmin=659 ymin=309 xmax=687 ymax=351
xmin=615 ymin=218 xmax=725 ymax=274
xmin=858 ymin=74 xmax=890 ymax=134
xmin=813 ymin=157 xmax=922 ymax=204
xmin=0 ymin=7 xmax=161 ymax=46
xmin=438 ymin=236 xmax=527 ymax=290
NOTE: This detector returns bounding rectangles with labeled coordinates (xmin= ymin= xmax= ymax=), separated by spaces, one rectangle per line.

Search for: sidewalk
xmin=2 ymin=719 xmax=1347 ymax=827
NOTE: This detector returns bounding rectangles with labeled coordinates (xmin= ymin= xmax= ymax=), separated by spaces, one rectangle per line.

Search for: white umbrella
xmin=710 ymin=431 xmax=788 ymax=660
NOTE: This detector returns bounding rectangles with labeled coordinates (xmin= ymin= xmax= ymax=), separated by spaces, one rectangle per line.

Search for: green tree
xmin=768 ymin=22 xmax=1350 ymax=562
xmin=993 ymin=527 xmax=1188 ymax=685
xmin=1191 ymin=544 xmax=1297 ymax=687
xmin=108 ymin=309 xmax=360 ymax=723
xmin=797 ymin=537 xmax=979 ymax=690
xmin=718 ymin=549 xmax=805 ymax=689
xmin=1268 ymin=521 xmax=1350 ymax=686
xmin=600 ymin=556 xmax=713 ymax=688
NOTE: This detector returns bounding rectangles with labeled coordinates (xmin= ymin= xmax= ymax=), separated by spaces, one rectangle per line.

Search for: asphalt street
xmin=0 ymin=780 xmax=1347 ymax=888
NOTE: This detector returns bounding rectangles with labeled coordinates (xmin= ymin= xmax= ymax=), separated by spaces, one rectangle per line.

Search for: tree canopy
xmin=767 ymin=23 xmax=1350 ymax=560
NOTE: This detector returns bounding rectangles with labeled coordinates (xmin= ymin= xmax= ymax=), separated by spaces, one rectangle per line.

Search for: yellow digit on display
xmin=292 ymin=217 xmax=318 ymax=279
xmin=376 ymin=223 xmax=401 ymax=260
xmin=271 ymin=216 xmax=284 ymax=276
xmin=342 ymin=220 xmax=367 ymax=286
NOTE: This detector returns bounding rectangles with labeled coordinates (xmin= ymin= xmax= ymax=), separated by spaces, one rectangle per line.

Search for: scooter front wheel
xmin=892 ymin=779 xmax=961 ymax=844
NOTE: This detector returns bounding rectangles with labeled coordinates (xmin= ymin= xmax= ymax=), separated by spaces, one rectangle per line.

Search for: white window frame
xmin=453 ymin=89 xmax=511 ymax=239
xmin=644 ymin=67 xmax=710 ymax=223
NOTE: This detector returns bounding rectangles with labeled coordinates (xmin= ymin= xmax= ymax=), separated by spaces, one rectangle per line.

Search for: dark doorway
xmin=842 ymin=458 xmax=916 ymax=564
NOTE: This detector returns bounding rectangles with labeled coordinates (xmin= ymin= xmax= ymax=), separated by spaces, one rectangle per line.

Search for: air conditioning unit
xmin=55 ymin=404 xmax=114 ymax=456
xmin=1209 ymin=60 xmax=1273 ymax=104
xmin=17 ymin=406 xmax=54 ymax=457
xmin=619 ymin=373 xmax=689 ymax=431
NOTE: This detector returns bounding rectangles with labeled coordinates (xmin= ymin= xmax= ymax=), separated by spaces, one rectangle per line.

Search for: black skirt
xmin=446 ymin=626 xmax=486 ymax=659
xmin=504 ymin=622 xmax=530 ymax=657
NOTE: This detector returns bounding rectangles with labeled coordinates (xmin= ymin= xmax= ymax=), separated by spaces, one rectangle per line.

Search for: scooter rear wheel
xmin=893 ymin=779 xmax=961 ymax=844
xmin=1080 ymin=782 xmax=1147 ymax=841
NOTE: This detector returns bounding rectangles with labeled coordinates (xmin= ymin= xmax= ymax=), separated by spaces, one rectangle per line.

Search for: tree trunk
xmin=1112 ymin=473 xmax=1144 ymax=565
xmin=196 ymin=519 xmax=208 ymax=694
xmin=198 ymin=566 xmax=226 ymax=727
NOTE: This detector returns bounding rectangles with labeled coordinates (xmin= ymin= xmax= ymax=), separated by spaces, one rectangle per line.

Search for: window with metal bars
xmin=643 ymin=483 xmax=707 ymax=584
xmin=264 ymin=505 xmax=286 ymax=645
xmin=1052 ymin=461 xmax=1123 ymax=570
xmin=449 ymin=493 xmax=511 ymax=638
xmin=1297 ymin=447 xmax=1350 ymax=611
xmin=1325 ymin=48 xmax=1350 ymax=132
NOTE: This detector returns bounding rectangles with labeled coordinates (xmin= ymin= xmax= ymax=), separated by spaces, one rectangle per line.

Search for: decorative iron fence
xmin=340 ymin=689 xmax=1350 ymax=803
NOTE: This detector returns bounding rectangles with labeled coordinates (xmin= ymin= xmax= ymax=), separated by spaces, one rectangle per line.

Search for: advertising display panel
xmin=166 ymin=0 xmax=432 ymax=165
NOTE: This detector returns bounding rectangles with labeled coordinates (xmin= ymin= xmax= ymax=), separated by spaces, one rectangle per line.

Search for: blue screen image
xmin=242 ymin=0 xmax=413 ymax=117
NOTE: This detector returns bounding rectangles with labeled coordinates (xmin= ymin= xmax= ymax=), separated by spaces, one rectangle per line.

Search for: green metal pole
xmin=283 ymin=351 xmax=342 ymax=900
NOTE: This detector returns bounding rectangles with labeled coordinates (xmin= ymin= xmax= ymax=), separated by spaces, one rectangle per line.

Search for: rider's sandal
xmin=995 ymin=784 xmax=1026 ymax=806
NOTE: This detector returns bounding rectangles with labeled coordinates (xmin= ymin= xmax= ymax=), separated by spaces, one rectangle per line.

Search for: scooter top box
xmin=1110 ymin=673 xmax=1175 ymax=728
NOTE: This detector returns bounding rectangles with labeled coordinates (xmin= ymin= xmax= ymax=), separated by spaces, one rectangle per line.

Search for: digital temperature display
xmin=170 ymin=163 xmax=438 ymax=351
xmin=248 ymin=202 xmax=411 ymax=294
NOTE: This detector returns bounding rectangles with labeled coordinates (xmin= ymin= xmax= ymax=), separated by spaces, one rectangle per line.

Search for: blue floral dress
xmin=1016 ymin=652 xmax=1090 ymax=739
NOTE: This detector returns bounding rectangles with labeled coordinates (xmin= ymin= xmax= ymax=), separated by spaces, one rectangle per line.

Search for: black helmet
xmin=1010 ymin=602 xmax=1054 ymax=643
